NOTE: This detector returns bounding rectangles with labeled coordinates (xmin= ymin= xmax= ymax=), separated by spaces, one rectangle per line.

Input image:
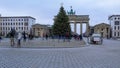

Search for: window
xmin=21 ymin=22 xmax=23 ymax=25
xmin=38 ymin=28 xmax=39 ymax=31
xmin=21 ymin=27 xmax=23 ymax=30
xmin=115 ymin=17 xmax=117 ymax=20
xmin=114 ymin=32 xmax=116 ymax=36
xmin=8 ymin=27 xmax=10 ymax=30
xmin=24 ymin=22 xmax=28 ymax=26
xmin=114 ymin=26 xmax=116 ymax=30
xmin=101 ymin=29 xmax=103 ymax=31
xmin=19 ymin=22 xmax=20 ymax=25
xmin=115 ymin=21 xmax=119 ymax=25
xmin=16 ymin=22 xmax=18 ymax=25
xmin=16 ymin=27 xmax=18 ymax=30
xmin=118 ymin=32 xmax=119 ymax=36
xmin=118 ymin=26 xmax=120 ymax=30
xmin=24 ymin=19 xmax=26 ymax=21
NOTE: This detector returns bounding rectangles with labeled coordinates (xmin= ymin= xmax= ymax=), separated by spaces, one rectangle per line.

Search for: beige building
xmin=32 ymin=24 xmax=51 ymax=37
xmin=94 ymin=23 xmax=111 ymax=38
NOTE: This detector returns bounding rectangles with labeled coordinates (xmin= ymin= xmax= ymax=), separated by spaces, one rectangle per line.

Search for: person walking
xmin=0 ymin=36 xmax=1 ymax=42
xmin=9 ymin=28 xmax=15 ymax=47
xmin=17 ymin=32 xmax=22 ymax=48
xmin=23 ymin=31 xmax=26 ymax=42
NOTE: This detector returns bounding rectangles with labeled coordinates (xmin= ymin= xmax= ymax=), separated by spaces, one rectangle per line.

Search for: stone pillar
xmin=85 ymin=23 xmax=89 ymax=36
xmin=107 ymin=27 xmax=110 ymax=38
xmin=80 ymin=23 xmax=82 ymax=35
xmin=105 ymin=28 xmax=107 ymax=38
xmin=86 ymin=23 xmax=89 ymax=32
xmin=74 ymin=22 xmax=77 ymax=33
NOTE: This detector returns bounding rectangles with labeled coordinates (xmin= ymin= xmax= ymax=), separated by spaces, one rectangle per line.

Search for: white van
xmin=89 ymin=33 xmax=103 ymax=44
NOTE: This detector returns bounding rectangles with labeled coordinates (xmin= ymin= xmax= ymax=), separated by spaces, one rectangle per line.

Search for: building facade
xmin=93 ymin=23 xmax=111 ymax=38
xmin=0 ymin=15 xmax=36 ymax=36
xmin=108 ymin=15 xmax=120 ymax=38
xmin=32 ymin=24 xmax=51 ymax=37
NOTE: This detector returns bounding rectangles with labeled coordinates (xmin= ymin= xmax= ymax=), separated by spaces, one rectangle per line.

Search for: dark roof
xmin=0 ymin=16 xmax=36 ymax=20
xmin=108 ymin=15 xmax=120 ymax=20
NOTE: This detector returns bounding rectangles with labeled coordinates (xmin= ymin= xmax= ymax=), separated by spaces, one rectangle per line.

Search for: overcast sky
xmin=0 ymin=0 xmax=120 ymax=33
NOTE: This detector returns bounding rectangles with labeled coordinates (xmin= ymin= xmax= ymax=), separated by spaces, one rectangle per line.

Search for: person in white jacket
xmin=17 ymin=32 xmax=22 ymax=47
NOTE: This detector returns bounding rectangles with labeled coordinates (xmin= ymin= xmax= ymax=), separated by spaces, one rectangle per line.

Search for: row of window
xmin=0 ymin=22 xmax=28 ymax=26
xmin=114 ymin=17 xmax=120 ymax=20
xmin=0 ymin=27 xmax=28 ymax=31
xmin=114 ymin=26 xmax=120 ymax=30
xmin=114 ymin=32 xmax=120 ymax=37
xmin=115 ymin=21 xmax=120 ymax=25
xmin=0 ymin=18 xmax=29 ymax=21
xmin=111 ymin=17 xmax=120 ymax=20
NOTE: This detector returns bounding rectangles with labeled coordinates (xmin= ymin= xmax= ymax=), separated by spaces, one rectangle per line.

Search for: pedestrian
xmin=9 ymin=28 xmax=15 ymax=47
xmin=79 ymin=34 xmax=82 ymax=40
xmin=45 ymin=34 xmax=48 ymax=40
xmin=23 ymin=31 xmax=26 ymax=42
xmin=0 ymin=36 xmax=1 ymax=42
xmin=17 ymin=32 xmax=22 ymax=48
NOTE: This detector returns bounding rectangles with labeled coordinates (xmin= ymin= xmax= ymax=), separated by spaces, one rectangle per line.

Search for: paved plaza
xmin=0 ymin=38 xmax=120 ymax=68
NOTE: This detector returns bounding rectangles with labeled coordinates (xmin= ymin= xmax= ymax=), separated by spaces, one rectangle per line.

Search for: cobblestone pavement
xmin=0 ymin=38 xmax=120 ymax=68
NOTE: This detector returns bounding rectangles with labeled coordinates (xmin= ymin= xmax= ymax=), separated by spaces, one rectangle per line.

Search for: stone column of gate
xmin=86 ymin=23 xmax=89 ymax=36
xmin=108 ymin=28 xmax=110 ymax=38
xmin=80 ymin=23 xmax=82 ymax=35
xmin=74 ymin=22 xmax=77 ymax=34
xmin=105 ymin=28 xmax=107 ymax=38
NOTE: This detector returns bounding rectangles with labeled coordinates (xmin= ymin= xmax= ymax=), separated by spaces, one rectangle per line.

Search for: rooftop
xmin=0 ymin=15 xmax=36 ymax=20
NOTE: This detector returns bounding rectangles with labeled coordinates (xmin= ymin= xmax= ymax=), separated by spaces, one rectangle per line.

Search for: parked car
xmin=89 ymin=33 xmax=103 ymax=45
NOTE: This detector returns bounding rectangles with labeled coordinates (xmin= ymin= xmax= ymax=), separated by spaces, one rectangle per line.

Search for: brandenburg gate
xmin=67 ymin=7 xmax=90 ymax=35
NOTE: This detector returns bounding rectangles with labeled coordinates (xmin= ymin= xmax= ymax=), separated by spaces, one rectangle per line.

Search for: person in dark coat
xmin=23 ymin=31 xmax=26 ymax=42
xmin=9 ymin=28 xmax=16 ymax=47
xmin=0 ymin=36 xmax=1 ymax=42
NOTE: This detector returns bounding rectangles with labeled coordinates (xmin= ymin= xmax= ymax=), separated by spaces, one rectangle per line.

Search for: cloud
xmin=0 ymin=0 xmax=120 ymax=34
xmin=96 ymin=0 xmax=120 ymax=8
